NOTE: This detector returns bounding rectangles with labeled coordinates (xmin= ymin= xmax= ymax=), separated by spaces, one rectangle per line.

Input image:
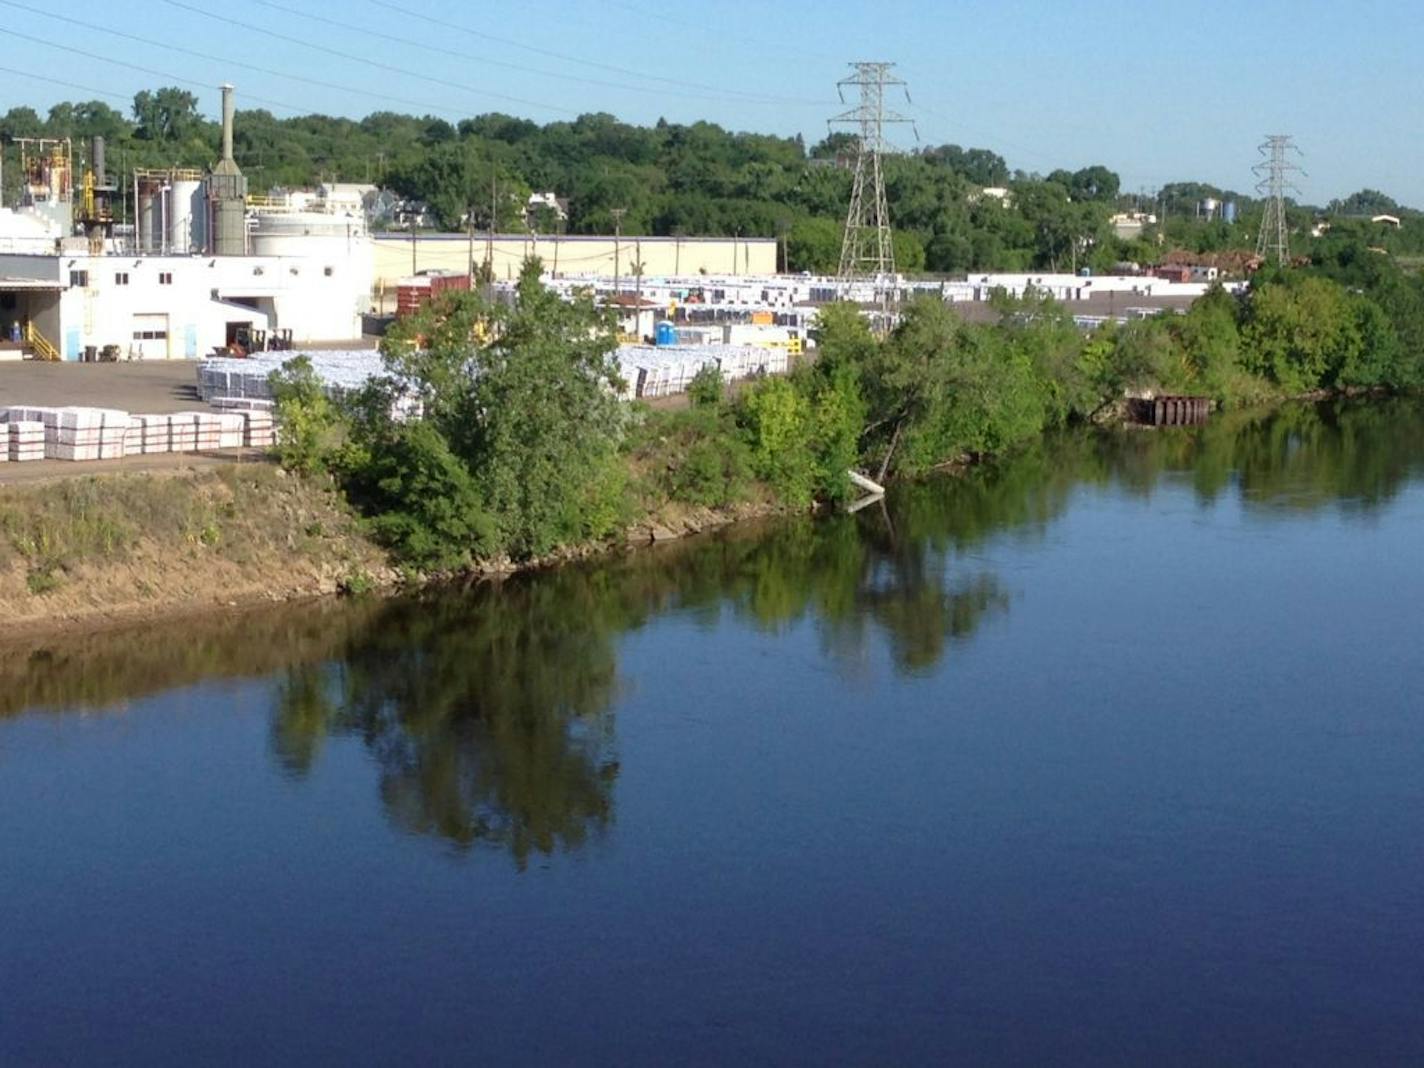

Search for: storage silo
xmin=168 ymin=173 xmax=205 ymax=254
xmin=136 ymin=174 xmax=164 ymax=253
xmin=1222 ymin=201 xmax=1238 ymax=224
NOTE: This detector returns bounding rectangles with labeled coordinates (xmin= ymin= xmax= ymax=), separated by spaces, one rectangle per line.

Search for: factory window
xmin=159 ymin=272 xmax=173 ymax=285
xmin=69 ymin=270 xmax=89 ymax=287
xmin=132 ymin=328 xmax=168 ymax=341
xmin=114 ymin=272 xmax=130 ymax=286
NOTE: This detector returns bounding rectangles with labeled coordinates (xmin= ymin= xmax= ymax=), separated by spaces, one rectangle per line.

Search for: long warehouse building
xmin=373 ymin=232 xmax=777 ymax=303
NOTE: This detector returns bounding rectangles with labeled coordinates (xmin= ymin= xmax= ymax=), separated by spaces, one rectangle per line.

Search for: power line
xmin=831 ymin=62 xmax=916 ymax=279
xmin=0 ymin=0 xmax=472 ymax=121
xmin=249 ymin=0 xmax=820 ymax=108
xmin=363 ymin=0 xmax=830 ymax=108
xmin=0 ymin=63 xmax=134 ymax=107
xmin=159 ymin=0 xmax=578 ymax=117
xmin=0 ymin=26 xmax=306 ymax=113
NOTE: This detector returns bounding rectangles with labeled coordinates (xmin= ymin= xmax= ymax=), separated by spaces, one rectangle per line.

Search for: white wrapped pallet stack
xmin=215 ymin=412 xmax=245 ymax=450
xmin=190 ymin=412 xmax=221 ymax=451
xmin=47 ymin=408 xmax=104 ymax=461
xmin=9 ymin=420 xmax=45 ymax=462
xmin=243 ymin=410 xmax=275 ymax=448
xmin=135 ymin=414 xmax=172 ymax=454
xmin=169 ymin=413 xmax=198 ymax=453
xmin=123 ymin=417 xmax=144 ymax=457
xmin=98 ymin=410 xmax=131 ymax=460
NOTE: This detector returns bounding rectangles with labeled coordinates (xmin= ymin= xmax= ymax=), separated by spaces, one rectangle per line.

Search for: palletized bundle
xmin=242 ymin=410 xmax=275 ymax=448
xmin=192 ymin=412 xmax=222 ymax=450
xmin=169 ymin=412 xmax=198 ymax=453
xmin=5 ymin=405 xmax=58 ymax=425
xmin=215 ymin=412 xmax=245 ymax=449
xmin=96 ymin=409 xmax=133 ymax=460
xmin=46 ymin=407 xmax=104 ymax=461
xmin=133 ymin=414 xmax=172 ymax=454
xmin=211 ymin=396 xmax=275 ymax=413
xmin=122 ymin=417 xmax=144 ymax=456
xmin=8 ymin=420 xmax=45 ymax=461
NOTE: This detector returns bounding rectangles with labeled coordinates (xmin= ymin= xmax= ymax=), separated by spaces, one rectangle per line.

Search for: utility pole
xmin=611 ymin=207 xmax=627 ymax=296
xmin=1253 ymin=134 xmax=1304 ymax=265
xmin=486 ymin=172 xmax=497 ymax=278
xmin=829 ymin=61 xmax=916 ymax=284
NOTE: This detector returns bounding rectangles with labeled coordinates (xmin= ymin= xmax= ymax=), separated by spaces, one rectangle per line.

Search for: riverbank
xmin=0 ymin=459 xmax=794 ymax=636
xmin=0 ymin=464 xmax=392 ymax=633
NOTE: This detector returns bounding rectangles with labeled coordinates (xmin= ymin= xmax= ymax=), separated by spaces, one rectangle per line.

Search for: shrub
xmin=341 ymin=420 xmax=495 ymax=573
xmin=270 ymin=356 xmax=342 ymax=475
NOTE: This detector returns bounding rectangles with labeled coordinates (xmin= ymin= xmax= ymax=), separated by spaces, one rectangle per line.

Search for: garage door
xmin=131 ymin=313 xmax=170 ymax=359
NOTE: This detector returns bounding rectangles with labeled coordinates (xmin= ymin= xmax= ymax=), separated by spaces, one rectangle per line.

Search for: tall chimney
xmin=221 ymin=83 xmax=235 ymax=163
xmin=210 ymin=83 xmax=247 ymax=256
xmin=92 ymin=136 xmax=106 ymax=186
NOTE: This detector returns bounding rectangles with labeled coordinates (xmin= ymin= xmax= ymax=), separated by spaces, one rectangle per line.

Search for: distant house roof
xmin=1372 ymin=214 xmax=1402 ymax=227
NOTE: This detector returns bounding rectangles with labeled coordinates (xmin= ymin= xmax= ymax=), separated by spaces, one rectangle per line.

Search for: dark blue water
xmin=3 ymin=400 xmax=1423 ymax=1065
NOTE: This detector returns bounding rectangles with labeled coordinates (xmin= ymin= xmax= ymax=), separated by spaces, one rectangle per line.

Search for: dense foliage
xmin=270 ymin=248 xmax=1422 ymax=574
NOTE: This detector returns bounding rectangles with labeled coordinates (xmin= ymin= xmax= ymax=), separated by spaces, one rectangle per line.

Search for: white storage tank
xmin=248 ymin=210 xmax=367 ymax=258
xmin=168 ymin=176 xmax=206 ymax=254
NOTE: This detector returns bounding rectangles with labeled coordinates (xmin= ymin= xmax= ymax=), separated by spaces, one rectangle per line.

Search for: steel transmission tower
xmin=830 ymin=62 xmax=916 ymax=279
xmin=1253 ymin=134 xmax=1304 ymax=264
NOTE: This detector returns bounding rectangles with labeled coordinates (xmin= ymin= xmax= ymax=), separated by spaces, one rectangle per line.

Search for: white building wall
xmin=4 ymin=240 xmax=371 ymax=360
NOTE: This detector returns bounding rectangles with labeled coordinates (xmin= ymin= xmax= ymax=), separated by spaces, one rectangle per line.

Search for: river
xmin=2 ymin=399 xmax=1422 ymax=1065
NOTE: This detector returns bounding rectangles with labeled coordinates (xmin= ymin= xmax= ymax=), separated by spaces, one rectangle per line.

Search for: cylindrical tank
xmin=137 ymin=175 xmax=163 ymax=253
xmin=1201 ymin=196 xmax=1220 ymax=218
xmin=168 ymin=177 xmax=204 ymax=254
xmin=1222 ymin=201 xmax=1238 ymax=224
xmin=248 ymin=210 xmax=367 ymax=257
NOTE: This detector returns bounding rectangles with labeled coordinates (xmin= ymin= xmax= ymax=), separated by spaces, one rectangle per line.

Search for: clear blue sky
xmin=2 ymin=0 xmax=1421 ymax=205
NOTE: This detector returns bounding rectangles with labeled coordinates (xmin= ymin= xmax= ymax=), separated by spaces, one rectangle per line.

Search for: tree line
xmin=5 ymin=88 xmax=1423 ymax=273
xmin=268 ymin=234 xmax=1424 ymax=579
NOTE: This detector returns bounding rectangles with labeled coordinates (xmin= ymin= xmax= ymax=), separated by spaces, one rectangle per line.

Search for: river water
xmin=3 ymin=400 xmax=1422 ymax=1065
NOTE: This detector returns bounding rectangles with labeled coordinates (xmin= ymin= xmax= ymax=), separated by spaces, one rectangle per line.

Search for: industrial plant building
xmin=0 ymin=86 xmax=371 ymax=361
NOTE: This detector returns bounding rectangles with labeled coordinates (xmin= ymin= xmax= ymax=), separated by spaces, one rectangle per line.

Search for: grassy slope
xmin=0 ymin=464 xmax=393 ymax=629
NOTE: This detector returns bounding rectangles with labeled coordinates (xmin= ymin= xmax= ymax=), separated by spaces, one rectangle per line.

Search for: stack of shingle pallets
xmin=131 ymin=414 xmax=166 ymax=454
xmin=211 ymin=396 xmax=276 ymax=448
xmin=7 ymin=420 xmax=46 ymax=462
xmin=169 ymin=413 xmax=198 ymax=453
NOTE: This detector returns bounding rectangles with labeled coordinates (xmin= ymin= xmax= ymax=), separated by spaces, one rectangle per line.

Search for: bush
xmin=270 ymin=356 xmax=342 ymax=475
xmin=340 ymin=420 xmax=495 ymax=573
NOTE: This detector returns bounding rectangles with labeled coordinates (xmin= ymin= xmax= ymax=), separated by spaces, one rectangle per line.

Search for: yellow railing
xmin=24 ymin=322 xmax=60 ymax=362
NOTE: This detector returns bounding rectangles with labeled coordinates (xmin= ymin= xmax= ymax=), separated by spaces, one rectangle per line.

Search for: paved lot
xmin=0 ymin=361 xmax=274 ymax=484
xmin=0 ymin=360 xmax=207 ymax=414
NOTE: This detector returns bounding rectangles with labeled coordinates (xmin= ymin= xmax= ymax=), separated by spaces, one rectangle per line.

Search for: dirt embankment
xmin=0 ymin=460 xmax=795 ymax=635
xmin=0 ymin=464 xmax=396 ymax=633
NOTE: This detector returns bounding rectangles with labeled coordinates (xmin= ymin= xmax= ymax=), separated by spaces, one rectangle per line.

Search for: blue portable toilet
xmin=655 ymin=321 xmax=677 ymax=346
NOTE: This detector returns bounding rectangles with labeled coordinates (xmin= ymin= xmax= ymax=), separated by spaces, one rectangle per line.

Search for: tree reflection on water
xmin=4 ymin=398 xmax=1418 ymax=867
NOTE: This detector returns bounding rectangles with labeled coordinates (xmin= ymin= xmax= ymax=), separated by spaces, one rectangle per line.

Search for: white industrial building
xmin=0 ymin=86 xmax=371 ymax=361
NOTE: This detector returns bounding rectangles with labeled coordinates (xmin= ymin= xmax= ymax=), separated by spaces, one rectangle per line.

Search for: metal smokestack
xmin=209 ymin=82 xmax=248 ymax=256
xmin=92 ymin=136 xmax=106 ymax=186
xmin=221 ymin=83 xmax=235 ymax=163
